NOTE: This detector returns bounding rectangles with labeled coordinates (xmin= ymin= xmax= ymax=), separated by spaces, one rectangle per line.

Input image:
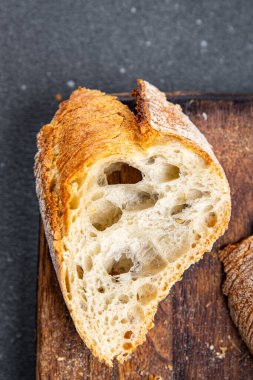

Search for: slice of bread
xmin=35 ymin=80 xmax=231 ymax=366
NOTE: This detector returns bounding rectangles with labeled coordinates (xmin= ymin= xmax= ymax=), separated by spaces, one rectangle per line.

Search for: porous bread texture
xmin=219 ymin=236 xmax=253 ymax=354
xmin=35 ymin=80 xmax=231 ymax=366
xmin=64 ymin=143 xmax=230 ymax=364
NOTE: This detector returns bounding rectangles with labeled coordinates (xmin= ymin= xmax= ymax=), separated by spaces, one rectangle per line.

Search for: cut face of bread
xmin=35 ymin=80 xmax=231 ymax=366
xmin=63 ymin=143 xmax=228 ymax=363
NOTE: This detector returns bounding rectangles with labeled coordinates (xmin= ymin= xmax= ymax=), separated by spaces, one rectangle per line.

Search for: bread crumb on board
xmin=55 ymin=93 xmax=63 ymax=102
xmin=56 ymin=356 xmax=65 ymax=361
xmin=216 ymin=346 xmax=228 ymax=359
xmin=202 ymin=112 xmax=208 ymax=120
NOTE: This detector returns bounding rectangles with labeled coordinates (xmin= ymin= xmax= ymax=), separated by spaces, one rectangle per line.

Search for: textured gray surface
xmin=0 ymin=0 xmax=253 ymax=379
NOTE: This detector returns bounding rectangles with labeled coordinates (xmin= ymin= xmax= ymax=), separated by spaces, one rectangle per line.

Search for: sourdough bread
xmin=35 ymin=80 xmax=231 ymax=365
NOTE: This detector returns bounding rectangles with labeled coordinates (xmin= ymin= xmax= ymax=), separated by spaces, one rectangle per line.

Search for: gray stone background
xmin=0 ymin=0 xmax=252 ymax=378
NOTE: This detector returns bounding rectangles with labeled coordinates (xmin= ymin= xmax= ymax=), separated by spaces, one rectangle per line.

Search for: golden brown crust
xmin=219 ymin=236 xmax=253 ymax=354
xmin=134 ymin=80 xmax=223 ymax=171
xmin=35 ymin=80 xmax=231 ymax=366
xmin=35 ymin=87 xmax=143 ymax=365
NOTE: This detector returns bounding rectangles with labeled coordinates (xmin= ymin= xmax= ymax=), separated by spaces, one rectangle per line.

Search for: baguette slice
xmin=35 ymin=80 xmax=231 ymax=365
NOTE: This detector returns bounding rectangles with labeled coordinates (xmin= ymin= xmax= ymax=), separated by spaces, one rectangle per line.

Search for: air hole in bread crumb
xmin=121 ymin=319 xmax=128 ymax=324
xmin=206 ymin=212 xmax=217 ymax=228
xmin=192 ymin=243 xmax=197 ymax=248
xmin=84 ymin=256 xmax=93 ymax=272
xmin=90 ymin=232 xmax=97 ymax=238
xmin=80 ymin=300 xmax=87 ymax=311
xmin=89 ymin=243 xmax=101 ymax=256
xmin=142 ymin=254 xmax=167 ymax=276
xmin=127 ymin=305 xmax=144 ymax=324
xmin=176 ymin=264 xmax=181 ymax=270
xmin=69 ymin=195 xmax=80 ymax=210
xmin=188 ymin=189 xmax=203 ymax=200
xmin=88 ymin=200 xmax=122 ymax=231
xmin=108 ymin=255 xmax=134 ymax=276
xmin=137 ymin=284 xmax=158 ymax=305
xmin=80 ymin=292 xmax=87 ymax=302
xmin=124 ymin=330 xmax=133 ymax=339
xmin=91 ymin=192 xmax=104 ymax=201
xmin=76 ymin=265 xmax=83 ymax=280
xmin=123 ymin=352 xmax=128 ymax=357
xmin=122 ymin=191 xmax=158 ymax=211
xmin=123 ymin=343 xmax=133 ymax=350
xmin=160 ymin=164 xmax=180 ymax=182
xmin=105 ymin=297 xmax=112 ymax=305
xmin=65 ymin=271 xmax=70 ymax=293
xmin=147 ymin=157 xmax=155 ymax=164
xmin=171 ymin=204 xmax=188 ymax=215
xmin=119 ymin=294 xmax=129 ymax=304
xmin=98 ymin=286 xmax=105 ymax=293
xmin=104 ymin=162 xmax=143 ymax=185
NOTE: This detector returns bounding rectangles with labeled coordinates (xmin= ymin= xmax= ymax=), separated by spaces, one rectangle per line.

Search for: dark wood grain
xmin=37 ymin=95 xmax=253 ymax=380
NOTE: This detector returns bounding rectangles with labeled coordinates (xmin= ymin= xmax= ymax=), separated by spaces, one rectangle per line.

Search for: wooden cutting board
xmin=36 ymin=94 xmax=253 ymax=380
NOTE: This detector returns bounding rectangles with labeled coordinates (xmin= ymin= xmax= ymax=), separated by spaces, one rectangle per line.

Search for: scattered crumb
xmin=146 ymin=40 xmax=152 ymax=47
xmin=196 ymin=19 xmax=202 ymax=25
xmin=202 ymin=112 xmax=208 ymax=121
xmin=66 ymin=80 xmax=75 ymax=88
xmin=209 ymin=345 xmax=214 ymax=350
xmin=55 ymin=93 xmax=62 ymax=102
xmin=205 ymin=301 xmax=212 ymax=308
xmin=140 ymin=370 xmax=149 ymax=376
xmin=216 ymin=346 xmax=227 ymax=359
xmin=245 ymin=146 xmax=250 ymax=152
xmin=166 ymin=364 xmax=173 ymax=370
xmin=130 ymin=6 xmax=137 ymax=13
xmin=21 ymin=84 xmax=27 ymax=91
xmin=57 ymin=356 xmax=65 ymax=361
